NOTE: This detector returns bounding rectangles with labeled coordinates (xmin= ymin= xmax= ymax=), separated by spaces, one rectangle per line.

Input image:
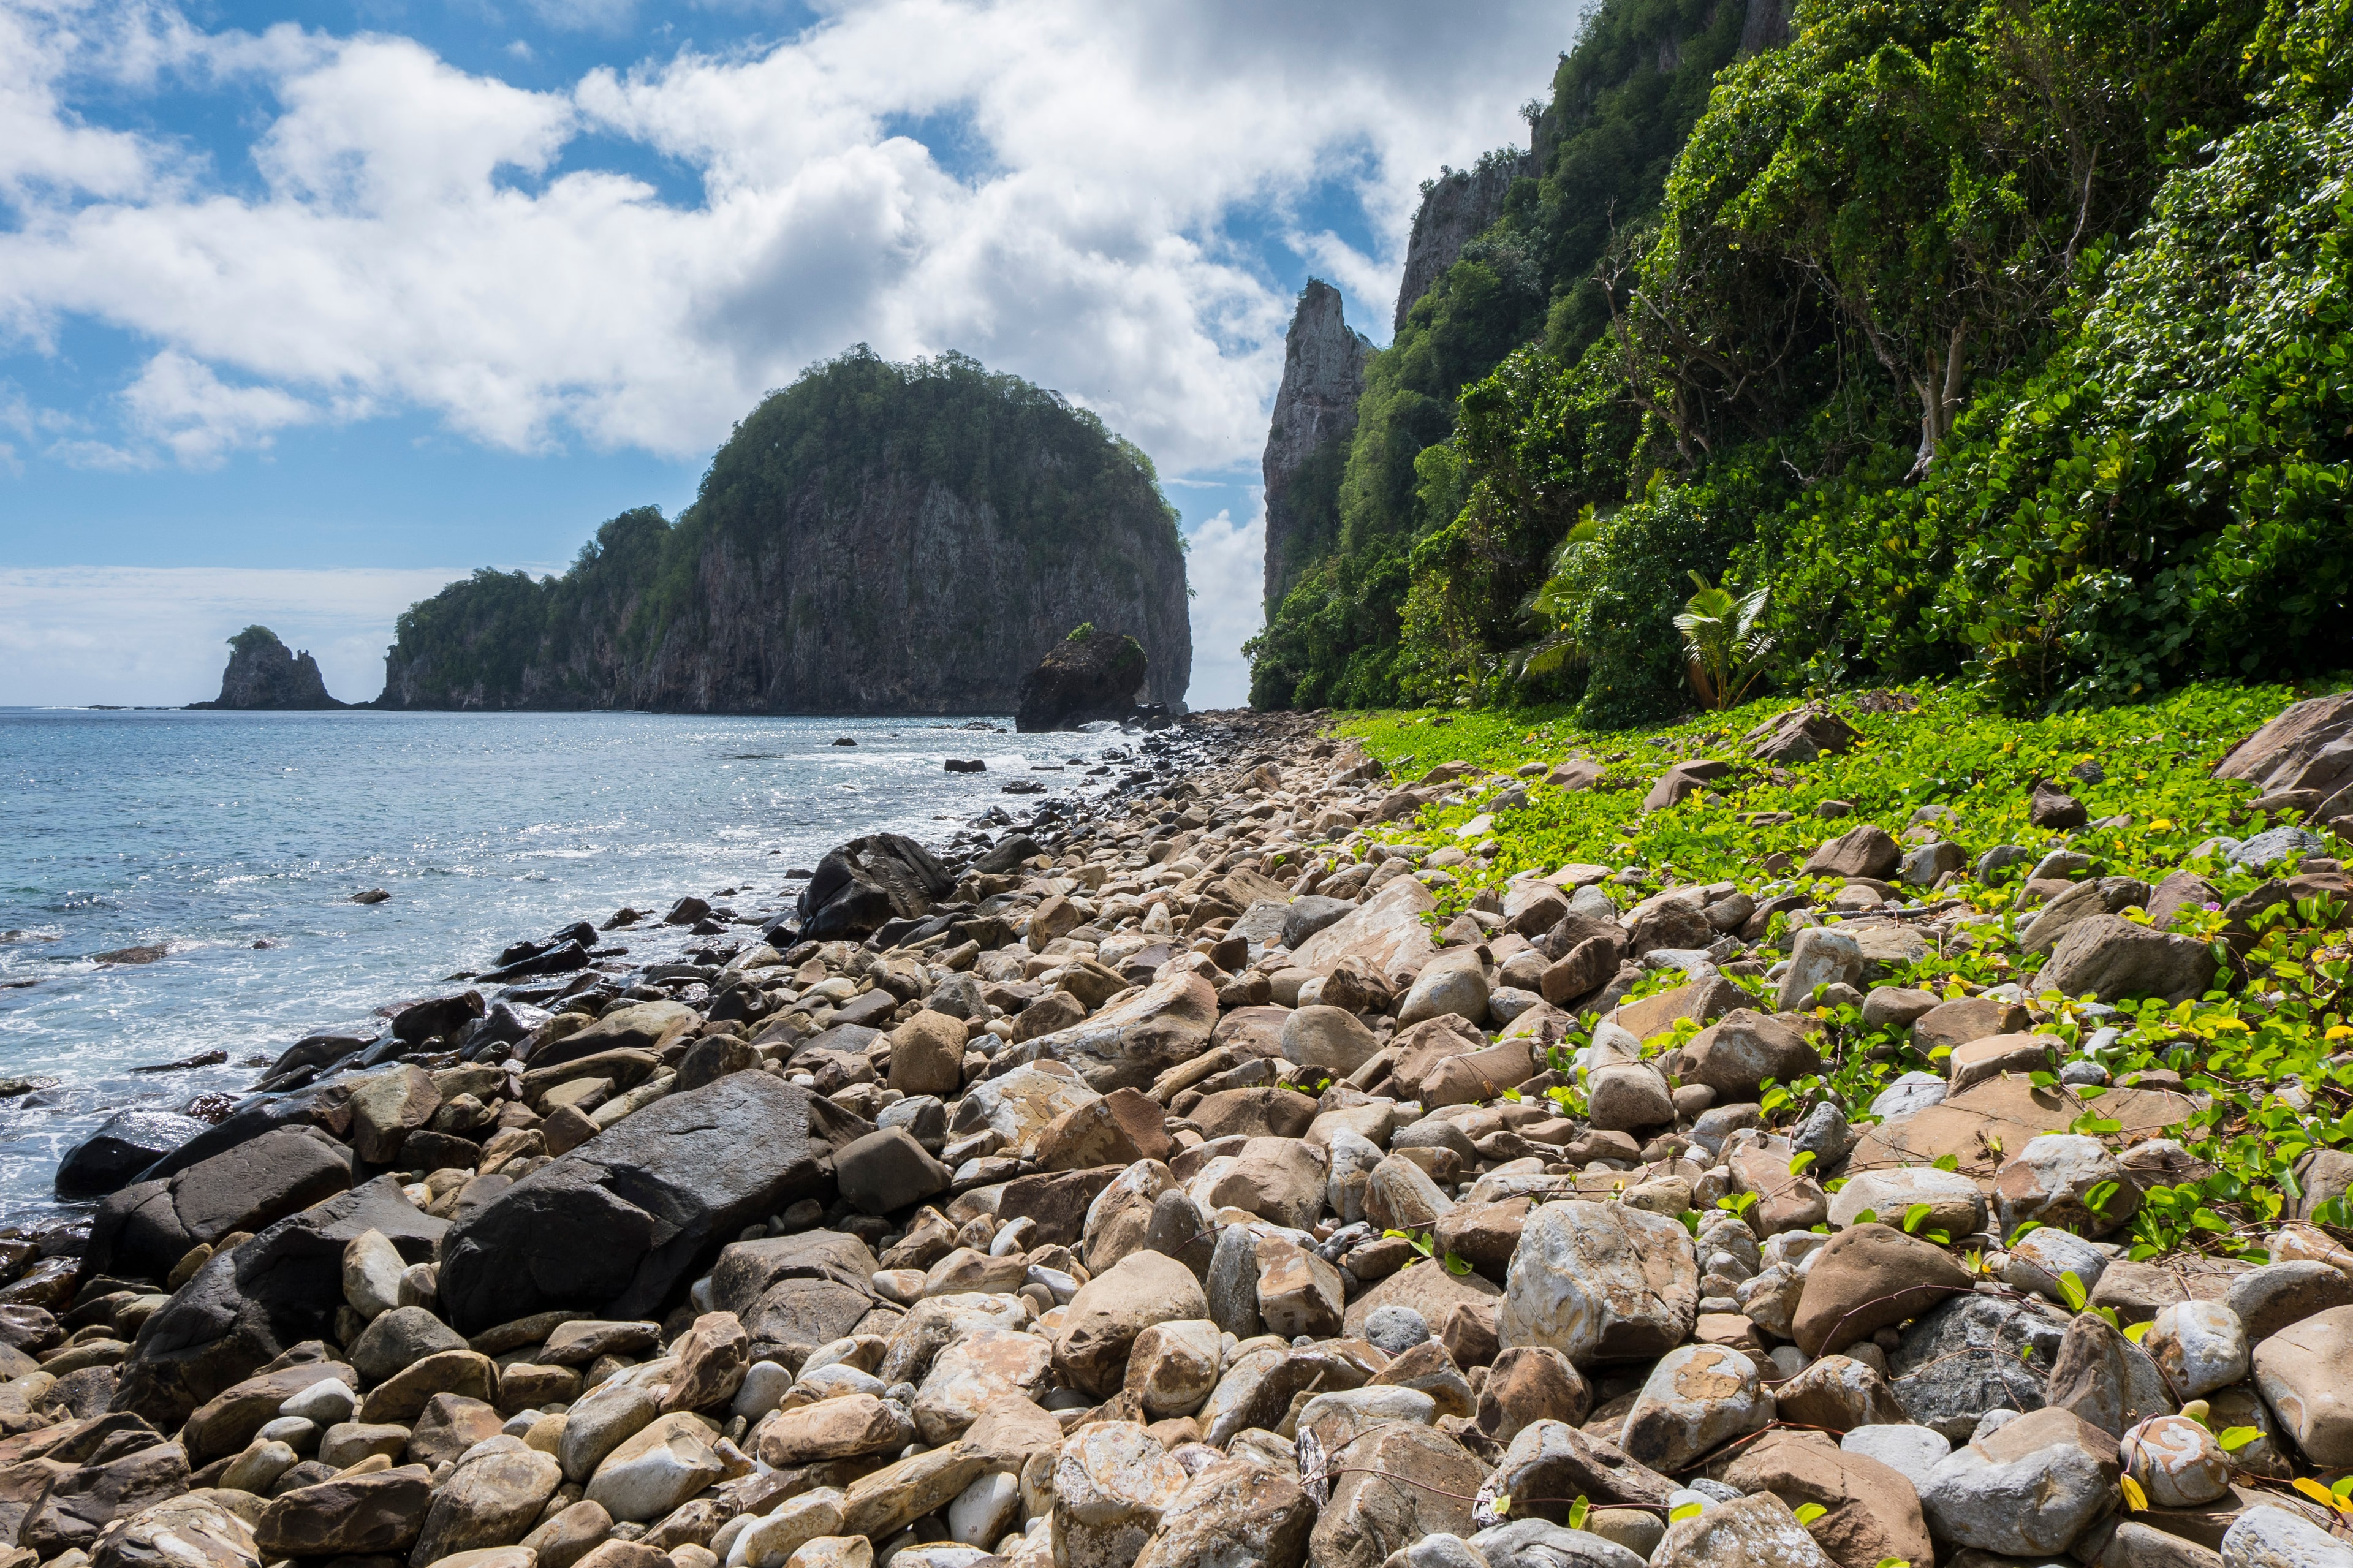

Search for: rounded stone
xmin=2147 ymin=1299 xmax=2249 ymax=1399
xmin=2121 ymin=1414 xmax=2230 ymax=1508
xmin=1364 ymin=1305 xmax=1430 ymax=1357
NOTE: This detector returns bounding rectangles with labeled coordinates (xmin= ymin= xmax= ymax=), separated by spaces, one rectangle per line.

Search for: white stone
xmin=341 ymin=1229 xmax=407 ymax=1320
xmin=730 ymin=1361 xmax=794 ymax=1423
xmin=584 ymin=1411 xmax=725 ymax=1521
xmin=278 ymin=1376 xmax=357 ymax=1426
xmin=2222 ymin=1504 xmax=2353 ymax=1568
xmin=2148 ymin=1299 xmax=2250 ymax=1399
xmin=948 ymin=1471 xmax=1022 ymax=1551
xmin=1618 ymin=1345 xmax=1771 ymax=1473
xmin=2001 ymin=1227 xmax=2111 ymax=1303
xmin=1776 ymin=928 xmax=1865 ymax=1011
xmin=1870 ymin=1072 xmax=1947 ymax=1119
xmin=728 ymin=1490 xmax=846 ymax=1568
xmin=1841 ymin=1423 xmax=1950 ymax=1489
xmin=1499 ymin=1201 xmax=1698 ymax=1366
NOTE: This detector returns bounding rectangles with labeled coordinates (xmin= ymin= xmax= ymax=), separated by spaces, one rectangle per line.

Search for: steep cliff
xmin=377 ymin=350 xmax=1191 ymax=714
xmin=189 ymin=627 xmax=344 ymax=710
xmin=1392 ymin=150 xmax=1532 ymax=335
xmin=1260 ymin=282 xmax=1373 ymax=610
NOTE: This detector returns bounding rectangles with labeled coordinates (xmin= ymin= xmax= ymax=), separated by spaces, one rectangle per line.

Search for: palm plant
xmin=1675 ymin=572 xmax=1773 ymax=709
xmin=1508 ymin=512 xmax=1603 ymax=683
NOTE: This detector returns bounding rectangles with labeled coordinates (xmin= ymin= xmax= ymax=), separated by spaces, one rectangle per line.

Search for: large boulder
xmin=88 ymin=1130 xmax=355 ymax=1282
xmin=129 ymin=1079 xmax=357 ymax=1185
xmin=54 ymin=1112 xmax=207 ymax=1202
xmin=436 ymin=1074 xmax=868 ymax=1333
xmin=794 ymin=833 xmax=956 ymax=941
xmin=2039 ymin=914 xmax=2218 ymax=1004
xmin=991 ymin=972 xmax=1218 ymax=1093
xmin=1015 ymin=624 xmax=1149 ymax=732
xmin=1498 ymin=1201 xmax=1698 ymax=1366
xmin=1289 ymin=877 xmax=1440 ymax=990
xmin=112 ymin=1176 xmax=445 ymax=1431
xmin=2213 ymin=691 xmax=2353 ymax=814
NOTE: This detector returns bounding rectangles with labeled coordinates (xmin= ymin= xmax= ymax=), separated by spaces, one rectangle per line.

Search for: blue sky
xmin=0 ymin=0 xmax=1574 ymax=707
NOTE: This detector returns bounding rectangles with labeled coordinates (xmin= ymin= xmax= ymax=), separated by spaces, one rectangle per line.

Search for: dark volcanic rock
xmin=1260 ymin=281 xmax=1373 ymax=610
xmin=129 ymin=1080 xmax=355 ymax=1186
xmin=434 ymin=1073 xmax=870 ymax=1334
xmin=794 ymin=834 xmax=956 ymax=941
xmin=188 ymin=626 xmax=345 ymax=710
xmin=1014 ymin=624 xmax=1151 ymax=733
xmin=54 ymin=1112 xmax=207 ymax=1202
xmin=89 ymin=1129 xmax=355 ymax=1282
xmin=112 ymin=1176 xmax=445 ymax=1431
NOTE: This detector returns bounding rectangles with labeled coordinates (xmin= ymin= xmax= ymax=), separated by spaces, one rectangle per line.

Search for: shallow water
xmin=0 ymin=708 xmax=1129 ymax=1221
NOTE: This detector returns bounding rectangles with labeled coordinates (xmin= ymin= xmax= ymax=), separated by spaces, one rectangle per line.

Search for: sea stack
xmin=189 ymin=626 xmax=346 ymax=710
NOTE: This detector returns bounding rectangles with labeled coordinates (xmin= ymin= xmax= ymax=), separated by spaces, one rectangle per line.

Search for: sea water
xmin=0 ymin=708 xmax=1131 ymax=1221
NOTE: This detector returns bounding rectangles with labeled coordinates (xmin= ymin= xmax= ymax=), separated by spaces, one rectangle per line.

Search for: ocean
xmin=0 ymin=708 xmax=1135 ymax=1222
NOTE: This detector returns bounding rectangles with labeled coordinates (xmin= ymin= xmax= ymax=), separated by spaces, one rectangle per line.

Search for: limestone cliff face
xmin=1261 ymin=282 xmax=1373 ymax=610
xmin=1393 ymin=152 xmax=1533 ymax=335
xmin=190 ymin=627 xmax=344 ymax=710
xmin=376 ymin=351 xmax=1191 ymax=714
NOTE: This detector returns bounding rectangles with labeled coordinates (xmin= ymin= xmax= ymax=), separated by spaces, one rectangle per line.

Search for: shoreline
xmin=0 ymin=685 xmax=2346 ymax=1568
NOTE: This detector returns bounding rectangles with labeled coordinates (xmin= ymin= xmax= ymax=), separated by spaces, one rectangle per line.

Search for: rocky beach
xmin=0 ymin=684 xmax=2349 ymax=1568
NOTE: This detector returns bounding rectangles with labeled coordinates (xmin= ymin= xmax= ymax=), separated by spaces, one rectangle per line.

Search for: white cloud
xmin=0 ymin=0 xmax=1564 ymax=472
xmin=121 ymin=350 xmax=317 ymax=466
xmin=0 ymin=565 xmax=506 ymax=706
xmin=1181 ymin=502 xmax=1265 ymax=711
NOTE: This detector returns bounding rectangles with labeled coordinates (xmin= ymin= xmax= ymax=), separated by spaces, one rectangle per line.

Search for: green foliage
xmin=1066 ymin=622 xmax=1097 ymax=643
xmin=1674 ymin=573 xmax=1773 ymax=709
xmin=1251 ymin=0 xmax=1750 ymax=709
xmin=1254 ymin=0 xmax=2344 ymax=719
xmin=227 ymin=625 xmax=282 ymax=654
xmin=1328 ymin=676 xmax=2353 ymax=1270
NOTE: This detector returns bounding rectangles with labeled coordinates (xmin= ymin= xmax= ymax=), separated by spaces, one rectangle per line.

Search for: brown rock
xmin=1476 ymin=1346 xmax=1591 ymax=1444
xmin=1770 ymin=1355 xmax=1908 ymax=1433
xmin=407 ymin=1394 xmax=505 ymax=1466
xmin=1306 ymin=1420 xmax=1482 ymax=1568
xmin=1909 ymin=996 xmax=2030 ymax=1055
xmin=356 ymin=1350 xmax=498 ymax=1426
xmin=1028 ymin=1088 xmax=1169 ymax=1172
xmin=1790 ymin=1224 xmax=1972 ymax=1356
xmin=1722 ymin=1431 xmax=1931 ymax=1568
xmin=255 ymin=1461 xmax=435 ymax=1558
xmin=1678 ymin=1010 xmax=1822 ymax=1102
xmin=1805 ymin=826 xmax=1901 ymax=881
xmin=885 ymin=1012 xmax=967 ymax=1098
xmin=660 ymin=1313 xmax=748 ymax=1414
xmin=1055 ymin=1251 xmax=1210 ymax=1398
xmin=1187 ymin=1088 xmax=1316 ymax=1143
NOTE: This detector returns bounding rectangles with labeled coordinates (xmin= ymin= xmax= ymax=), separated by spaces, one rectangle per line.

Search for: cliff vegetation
xmin=1249 ymin=0 xmax=2351 ymax=721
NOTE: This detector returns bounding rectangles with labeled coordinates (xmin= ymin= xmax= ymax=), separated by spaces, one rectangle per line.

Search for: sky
xmin=0 ymin=0 xmax=1577 ymax=710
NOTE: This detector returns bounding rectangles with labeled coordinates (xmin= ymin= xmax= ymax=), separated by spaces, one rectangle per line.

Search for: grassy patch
xmin=1325 ymin=680 xmax=2353 ymax=1264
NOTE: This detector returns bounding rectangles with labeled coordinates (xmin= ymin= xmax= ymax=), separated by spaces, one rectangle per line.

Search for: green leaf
xmin=1852 ymin=1208 xmax=1879 ymax=1226
xmin=1568 ymin=1497 xmax=1590 ymax=1531
xmin=1932 ymin=1154 xmax=1960 ymax=1172
xmin=1444 ymin=1251 xmax=1475 ymax=1277
xmin=2123 ymin=1319 xmax=2154 ymax=1343
xmin=2086 ymin=1181 xmax=2120 ymax=1216
xmin=1789 ymin=1151 xmax=1818 ymax=1176
xmin=1902 ymin=1202 xmax=1933 ymax=1234
xmin=1670 ymin=1502 xmax=1703 ymax=1523
xmin=2029 ymin=1070 xmax=2058 ymax=1088
xmin=1794 ymin=1503 xmax=1828 ymax=1526
xmin=2056 ymin=1271 xmax=2088 ymax=1312
xmin=2217 ymin=1426 xmax=2260 ymax=1452
xmin=1491 ymin=1491 xmax=1512 ymax=1517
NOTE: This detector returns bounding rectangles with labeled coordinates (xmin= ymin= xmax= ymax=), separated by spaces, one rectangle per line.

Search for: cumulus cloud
xmin=0 ymin=0 xmax=1577 ymax=703
xmin=0 ymin=0 xmax=1566 ymax=472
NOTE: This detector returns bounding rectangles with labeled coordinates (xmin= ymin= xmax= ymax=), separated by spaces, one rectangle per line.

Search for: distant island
xmin=187 ymin=626 xmax=346 ymax=710
xmin=372 ymin=348 xmax=1192 ymax=714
